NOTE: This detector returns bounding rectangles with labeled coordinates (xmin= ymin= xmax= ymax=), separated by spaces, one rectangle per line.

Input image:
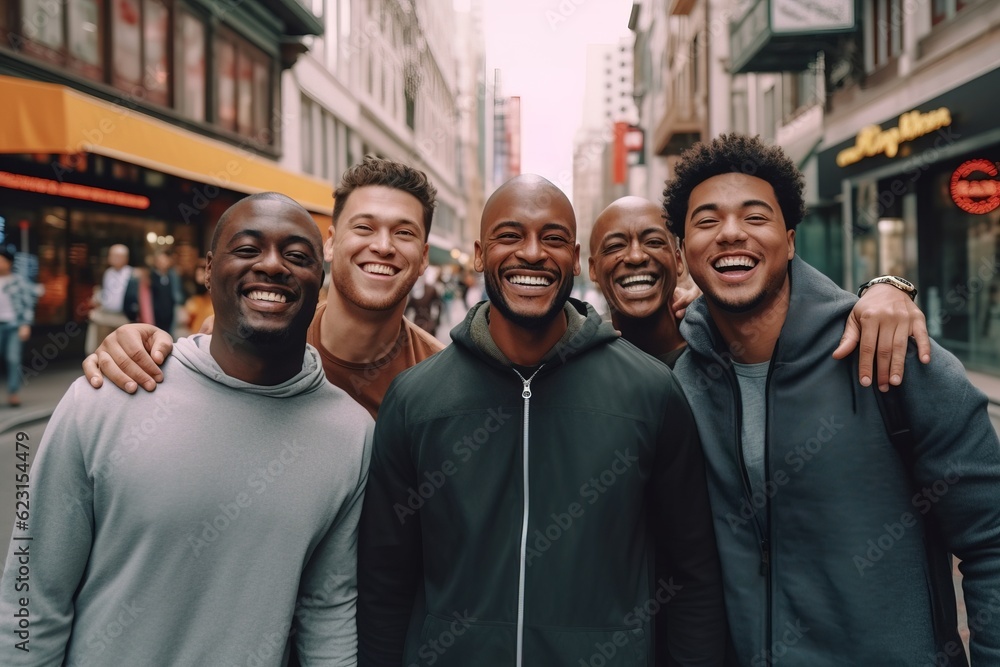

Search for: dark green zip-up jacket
xmin=358 ymin=298 xmax=728 ymax=666
xmin=673 ymin=256 xmax=1000 ymax=666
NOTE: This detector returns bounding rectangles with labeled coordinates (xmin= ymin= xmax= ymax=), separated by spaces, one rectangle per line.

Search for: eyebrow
xmin=689 ymin=199 xmax=775 ymax=219
xmin=493 ymin=220 xmax=572 ymax=234
xmin=347 ymin=212 xmax=421 ymax=227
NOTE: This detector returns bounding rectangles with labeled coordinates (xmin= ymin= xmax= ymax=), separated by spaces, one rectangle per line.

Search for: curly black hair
xmin=662 ymin=133 xmax=805 ymax=240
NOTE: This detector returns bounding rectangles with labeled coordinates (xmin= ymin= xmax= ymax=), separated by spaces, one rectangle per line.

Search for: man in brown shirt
xmin=83 ymin=156 xmax=444 ymax=418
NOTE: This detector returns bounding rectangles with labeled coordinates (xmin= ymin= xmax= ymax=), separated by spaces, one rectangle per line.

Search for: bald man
xmin=85 ymin=243 xmax=133 ymax=353
xmin=357 ymin=175 xmax=728 ymax=667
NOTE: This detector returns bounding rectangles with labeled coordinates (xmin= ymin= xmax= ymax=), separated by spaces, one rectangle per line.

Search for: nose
xmin=255 ymin=246 xmax=291 ymax=277
xmin=515 ymin=233 xmax=546 ymax=265
xmin=369 ymin=228 xmax=396 ymax=256
xmin=716 ymin=215 xmax=748 ymax=244
xmin=624 ymin=238 xmax=648 ymax=265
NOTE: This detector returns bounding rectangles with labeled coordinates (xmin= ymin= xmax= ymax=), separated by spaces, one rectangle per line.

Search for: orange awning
xmin=0 ymin=75 xmax=333 ymax=216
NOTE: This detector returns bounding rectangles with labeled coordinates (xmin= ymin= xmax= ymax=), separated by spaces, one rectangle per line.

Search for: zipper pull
xmin=521 ymin=379 xmax=531 ymax=399
xmin=760 ymin=539 xmax=770 ymax=576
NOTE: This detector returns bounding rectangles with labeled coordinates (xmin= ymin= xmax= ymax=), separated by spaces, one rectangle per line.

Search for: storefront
xmin=818 ymin=67 xmax=1000 ymax=375
xmin=0 ymin=75 xmax=334 ymax=356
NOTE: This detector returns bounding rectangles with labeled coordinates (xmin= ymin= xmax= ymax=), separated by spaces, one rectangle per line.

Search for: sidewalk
xmin=0 ymin=360 xmax=82 ymax=434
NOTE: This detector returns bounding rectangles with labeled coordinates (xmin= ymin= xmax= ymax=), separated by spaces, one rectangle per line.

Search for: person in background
xmin=149 ymin=250 xmax=186 ymax=335
xmin=84 ymin=243 xmax=132 ymax=353
xmin=0 ymin=248 xmax=35 ymax=406
xmin=185 ymin=259 xmax=214 ymax=334
xmin=404 ymin=265 xmax=443 ymax=337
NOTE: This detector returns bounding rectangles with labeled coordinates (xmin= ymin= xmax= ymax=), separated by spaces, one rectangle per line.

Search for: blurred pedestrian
xmin=0 ymin=248 xmax=35 ymax=406
xmin=84 ymin=243 xmax=132 ymax=353
xmin=149 ymin=250 xmax=185 ymax=335
xmin=404 ymin=266 xmax=442 ymax=336
xmin=185 ymin=259 xmax=214 ymax=334
xmin=0 ymin=192 xmax=373 ymax=665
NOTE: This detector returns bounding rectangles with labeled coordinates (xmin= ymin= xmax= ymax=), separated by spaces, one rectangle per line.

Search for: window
xmin=68 ymin=0 xmax=103 ymax=77
xmin=177 ymin=10 xmax=205 ymax=121
xmin=872 ymin=0 xmax=903 ymax=69
xmin=20 ymin=0 xmax=63 ymax=52
xmin=761 ymin=87 xmax=775 ymax=142
xmin=301 ymin=95 xmax=315 ymax=173
xmin=143 ymin=0 xmax=170 ymax=104
xmin=731 ymin=87 xmax=749 ymax=134
xmin=933 ymin=0 xmax=968 ymax=25
xmin=215 ymin=35 xmax=237 ymax=131
xmin=112 ymin=0 xmax=143 ymax=87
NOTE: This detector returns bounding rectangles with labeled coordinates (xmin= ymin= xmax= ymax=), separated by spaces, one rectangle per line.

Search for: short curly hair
xmin=662 ymin=134 xmax=805 ymax=240
xmin=333 ymin=155 xmax=437 ymax=237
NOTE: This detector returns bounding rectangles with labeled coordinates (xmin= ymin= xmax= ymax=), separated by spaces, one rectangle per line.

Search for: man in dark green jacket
xmin=357 ymin=174 xmax=728 ymax=666
xmin=666 ymin=133 xmax=1000 ymax=665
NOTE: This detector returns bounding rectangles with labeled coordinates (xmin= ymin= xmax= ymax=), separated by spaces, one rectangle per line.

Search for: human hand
xmin=82 ymin=324 xmax=174 ymax=393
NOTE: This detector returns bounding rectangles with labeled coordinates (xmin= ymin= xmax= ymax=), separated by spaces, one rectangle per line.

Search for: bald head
xmin=481 ymin=174 xmax=576 ymax=239
xmin=212 ymin=193 xmax=320 ymax=252
xmin=108 ymin=244 xmax=129 ymax=269
xmin=590 ymin=197 xmax=665 ymax=257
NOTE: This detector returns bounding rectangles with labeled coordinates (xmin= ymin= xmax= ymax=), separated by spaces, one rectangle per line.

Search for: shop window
xmin=177 ymin=10 xmax=205 ymax=122
xmin=143 ymin=0 xmax=170 ymax=105
xmin=871 ymin=0 xmax=903 ymax=70
xmin=20 ymin=0 xmax=63 ymax=54
xmin=252 ymin=60 xmax=272 ymax=144
xmin=213 ymin=30 xmax=272 ymax=143
xmin=112 ymin=0 xmax=143 ymax=88
xmin=18 ymin=0 xmax=103 ymax=79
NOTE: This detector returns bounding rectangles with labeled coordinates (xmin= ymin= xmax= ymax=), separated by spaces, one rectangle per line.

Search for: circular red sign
xmin=950 ymin=159 xmax=1000 ymax=214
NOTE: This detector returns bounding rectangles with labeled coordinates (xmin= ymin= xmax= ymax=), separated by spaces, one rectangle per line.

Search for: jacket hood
xmin=172 ymin=334 xmax=330 ymax=397
xmin=450 ymin=297 xmax=619 ymax=368
xmin=680 ymin=255 xmax=857 ymax=361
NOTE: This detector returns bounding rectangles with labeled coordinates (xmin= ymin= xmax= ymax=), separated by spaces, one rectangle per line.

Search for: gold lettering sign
xmin=836 ymin=108 xmax=952 ymax=167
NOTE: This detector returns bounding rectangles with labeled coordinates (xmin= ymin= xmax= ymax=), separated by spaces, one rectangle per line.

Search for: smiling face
xmin=325 ymin=185 xmax=429 ymax=314
xmin=475 ymin=178 xmax=580 ymax=331
xmin=207 ymin=198 xmax=324 ymax=345
xmin=589 ymin=197 xmax=683 ymax=322
xmin=683 ymin=173 xmax=794 ymax=314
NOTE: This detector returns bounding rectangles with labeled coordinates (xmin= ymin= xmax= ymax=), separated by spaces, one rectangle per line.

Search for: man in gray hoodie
xmin=0 ymin=193 xmax=373 ymax=666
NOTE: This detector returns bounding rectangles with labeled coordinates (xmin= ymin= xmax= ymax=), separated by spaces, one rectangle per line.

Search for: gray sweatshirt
xmin=0 ymin=335 xmax=374 ymax=666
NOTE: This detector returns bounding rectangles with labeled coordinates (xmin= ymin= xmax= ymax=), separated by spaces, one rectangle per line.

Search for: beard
xmin=704 ymin=266 xmax=788 ymax=315
xmin=484 ymin=266 xmax=574 ymax=330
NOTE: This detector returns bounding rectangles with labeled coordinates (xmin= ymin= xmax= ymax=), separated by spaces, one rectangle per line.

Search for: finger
xmin=673 ymin=306 xmax=687 ymax=321
xmin=149 ymin=332 xmax=174 ymax=366
xmin=82 ymin=354 xmax=104 ymax=388
xmin=832 ymin=318 xmax=860 ymax=361
xmin=95 ymin=349 xmax=142 ymax=393
xmin=875 ymin=320 xmax=896 ymax=392
xmin=910 ymin=308 xmax=932 ymax=364
xmin=888 ymin=316 xmax=910 ymax=386
xmin=856 ymin=314 xmax=880 ymax=388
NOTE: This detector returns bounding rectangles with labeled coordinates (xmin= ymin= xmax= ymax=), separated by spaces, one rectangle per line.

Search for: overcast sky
xmin=473 ymin=0 xmax=635 ymax=200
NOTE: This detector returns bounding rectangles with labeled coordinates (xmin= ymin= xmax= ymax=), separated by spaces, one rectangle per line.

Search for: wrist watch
xmin=857 ymin=275 xmax=917 ymax=300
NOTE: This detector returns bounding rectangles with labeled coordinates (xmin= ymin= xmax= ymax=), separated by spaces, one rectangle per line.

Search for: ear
xmin=674 ymin=240 xmax=685 ymax=278
xmin=323 ymin=226 xmax=336 ymax=264
xmin=786 ymin=229 xmax=795 ymax=260
xmin=205 ymin=251 xmax=213 ymax=292
xmin=588 ymin=255 xmax=597 ymax=283
xmin=473 ymin=240 xmax=484 ymax=273
xmin=573 ymin=242 xmax=581 ymax=277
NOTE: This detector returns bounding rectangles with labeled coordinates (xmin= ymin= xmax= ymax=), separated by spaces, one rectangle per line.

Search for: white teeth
xmin=247 ymin=290 xmax=287 ymax=303
xmin=714 ymin=256 xmax=757 ymax=271
xmin=620 ymin=274 xmax=656 ymax=286
xmin=508 ymin=275 xmax=552 ymax=287
xmin=363 ymin=263 xmax=396 ymax=275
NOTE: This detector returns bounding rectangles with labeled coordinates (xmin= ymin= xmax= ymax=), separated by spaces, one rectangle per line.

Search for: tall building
xmin=0 ymin=0 xmax=329 ymax=344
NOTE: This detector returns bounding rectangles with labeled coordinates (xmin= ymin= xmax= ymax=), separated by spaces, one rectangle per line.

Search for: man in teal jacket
xmin=666 ymin=133 xmax=1000 ymax=665
xmin=358 ymin=174 xmax=729 ymax=666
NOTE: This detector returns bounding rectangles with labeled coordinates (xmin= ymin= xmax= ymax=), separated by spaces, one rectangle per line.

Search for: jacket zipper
xmin=512 ymin=365 xmax=543 ymax=667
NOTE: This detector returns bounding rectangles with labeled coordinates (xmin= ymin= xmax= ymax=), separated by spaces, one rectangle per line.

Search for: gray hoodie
xmin=0 ymin=335 xmax=373 ymax=666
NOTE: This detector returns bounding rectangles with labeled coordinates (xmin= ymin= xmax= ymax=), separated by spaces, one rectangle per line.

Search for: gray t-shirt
xmin=732 ymin=359 xmax=770 ymax=524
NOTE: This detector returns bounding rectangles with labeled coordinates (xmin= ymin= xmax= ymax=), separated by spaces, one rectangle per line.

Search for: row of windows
xmin=0 ymin=0 xmax=275 ymax=146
